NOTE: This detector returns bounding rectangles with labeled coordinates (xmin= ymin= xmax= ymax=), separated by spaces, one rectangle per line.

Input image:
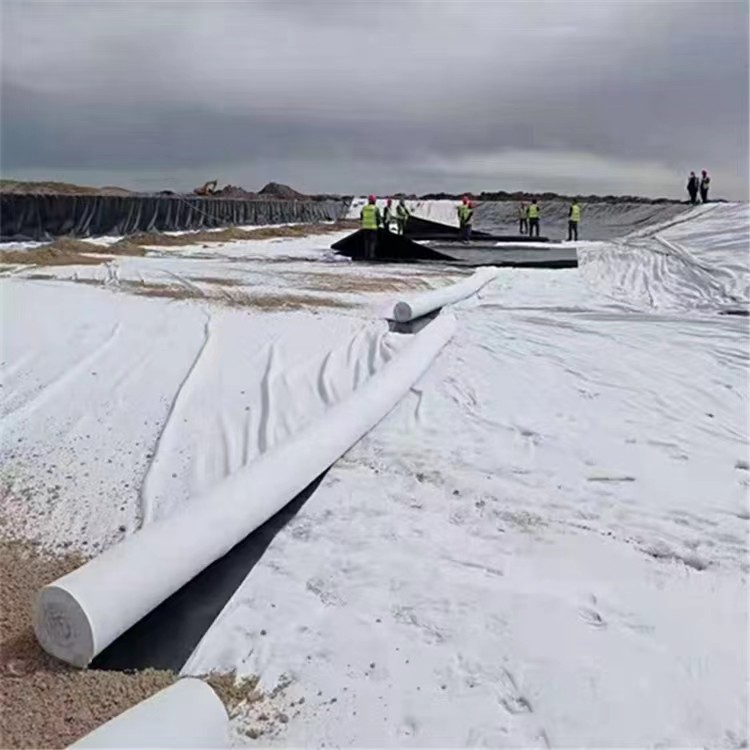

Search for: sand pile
xmin=214 ymin=185 xmax=259 ymax=199
xmin=122 ymin=281 xmax=355 ymax=310
xmin=105 ymin=239 xmax=148 ymax=256
xmin=290 ymin=270 xmax=437 ymax=294
xmin=0 ymin=238 xmax=148 ymax=268
xmin=0 ymin=240 xmax=107 ymax=267
xmin=7 ymin=272 xmax=356 ymax=310
xmin=258 ymin=182 xmax=307 ymax=200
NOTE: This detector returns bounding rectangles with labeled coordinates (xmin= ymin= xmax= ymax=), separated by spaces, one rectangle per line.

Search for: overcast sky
xmin=2 ymin=0 xmax=748 ymax=198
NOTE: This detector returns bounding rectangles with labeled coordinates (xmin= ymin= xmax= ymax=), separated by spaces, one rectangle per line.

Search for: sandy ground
xmin=0 ymin=535 xmax=177 ymax=748
xmin=0 ymin=532 xmax=308 ymax=748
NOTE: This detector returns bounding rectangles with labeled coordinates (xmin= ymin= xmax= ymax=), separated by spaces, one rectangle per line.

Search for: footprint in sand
xmin=497 ymin=669 xmax=533 ymax=715
xmin=578 ymin=606 xmax=607 ymax=629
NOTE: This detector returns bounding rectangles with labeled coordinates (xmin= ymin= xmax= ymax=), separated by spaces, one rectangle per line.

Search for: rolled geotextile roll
xmin=35 ymin=314 xmax=457 ymax=667
xmin=392 ymin=267 xmax=498 ymax=322
xmin=69 ymin=679 xmax=228 ymax=748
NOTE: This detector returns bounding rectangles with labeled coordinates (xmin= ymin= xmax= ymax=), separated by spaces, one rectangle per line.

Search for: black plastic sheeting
xmin=472 ymin=201 xmax=689 ymax=241
xmin=406 ymin=215 xmax=492 ymax=240
xmin=0 ymin=194 xmax=348 ymax=241
xmin=91 ymin=471 xmax=328 ymax=673
xmin=405 ymin=215 xmax=549 ymax=243
xmin=332 ymin=229 xmax=454 ymax=262
xmin=331 ymin=228 xmax=577 ymax=268
xmin=425 ymin=245 xmax=578 ymax=269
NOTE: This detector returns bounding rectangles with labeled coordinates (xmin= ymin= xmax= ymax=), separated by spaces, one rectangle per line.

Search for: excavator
xmin=193 ymin=180 xmax=218 ymax=196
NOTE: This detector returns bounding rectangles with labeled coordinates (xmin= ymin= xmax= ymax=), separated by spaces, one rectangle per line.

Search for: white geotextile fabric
xmin=69 ymin=679 xmax=228 ymax=748
xmin=392 ymin=268 xmax=498 ymax=322
xmin=34 ymin=314 xmax=457 ymax=666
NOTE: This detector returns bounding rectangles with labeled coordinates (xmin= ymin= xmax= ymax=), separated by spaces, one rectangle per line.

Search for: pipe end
xmin=393 ymin=301 xmax=413 ymax=323
xmin=34 ymin=585 xmax=95 ymax=668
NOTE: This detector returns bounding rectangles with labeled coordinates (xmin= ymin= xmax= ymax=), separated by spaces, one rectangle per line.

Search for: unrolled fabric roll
xmin=35 ymin=314 xmax=456 ymax=667
xmin=69 ymin=679 xmax=228 ymax=748
xmin=392 ymin=267 xmax=498 ymax=322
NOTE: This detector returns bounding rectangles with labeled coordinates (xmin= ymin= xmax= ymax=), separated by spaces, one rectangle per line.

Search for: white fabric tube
xmin=69 ymin=679 xmax=228 ymax=748
xmin=34 ymin=314 xmax=457 ymax=667
xmin=392 ymin=267 xmax=498 ymax=322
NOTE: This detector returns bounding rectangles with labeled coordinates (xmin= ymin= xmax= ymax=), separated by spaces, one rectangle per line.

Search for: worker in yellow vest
xmin=396 ymin=199 xmax=410 ymax=235
xmin=360 ymin=195 xmax=382 ymax=260
xmin=568 ymin=199 xmax=581 ymax=241
xmin=527 ymin=199 xmax=540 ymax=237
xmin=457 ymin=196 xmax=474 ymax=243
xmin=518 ymin=202 xmax=529 ymax=234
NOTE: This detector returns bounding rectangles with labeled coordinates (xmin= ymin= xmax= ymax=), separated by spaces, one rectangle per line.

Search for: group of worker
xmin=460 ymin=196 xmax=582 ymax=242
xmin=360 ymin=196 xmax=411 ymax=231
xmin=687 ymin=170 xmax=710 ymax=205
xmin=518 ymin=198 xmax=582 ymax=241
xmin=359 ymin=195 xmax=412 ymax=259
xmin=360 ymin=171 xmax=717 ymax=256
xmin=359 ymin=194 xmax=584 ymax=258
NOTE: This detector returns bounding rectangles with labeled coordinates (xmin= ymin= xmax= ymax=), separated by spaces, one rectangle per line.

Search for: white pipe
xmin=392 ymin=267 xmax=498 ymax=322
xmin=34 ymin=314 xmax=457 ymax=667
xmin=69 ymin=679 xmax=228 ymax=748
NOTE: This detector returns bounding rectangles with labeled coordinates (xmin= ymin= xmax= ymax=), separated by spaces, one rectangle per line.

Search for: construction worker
xmin=687 ymin=171 xmax=699 ymax=205
xmin=457 ymin=196 xmax=473 ymax=243
xmin=518 ymin=202 xmax=528 ymax=234
xmin=527 ymin=199 xmax=540 ymax=237
xmin=568 ymin=199 xmax=581 ymax=241
xmin=383 ymin=198 xmax=394 ymax=232
xmin=700 ymin=170 xmax=711 ymax=203
xmin=360 ymin=195 xmax=381 ymax=260
xmin=396 ymin=198 xmax=410 ymax=235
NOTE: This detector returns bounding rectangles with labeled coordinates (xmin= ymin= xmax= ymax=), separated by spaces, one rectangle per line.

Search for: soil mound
xmin=0 ymin=180 xmax=133 ymax=196
xmin=0 ymin=238 xmax=147 ymax=267
xmin=214 ymin=185 xmax=259 ymax=199
xmin=258 ymin=182 xmax=307 ymax=200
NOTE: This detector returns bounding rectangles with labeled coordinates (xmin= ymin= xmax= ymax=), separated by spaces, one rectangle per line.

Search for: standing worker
xmin=700 ymin=170 xmax=711 ymax=203
xmin=457 ymin=196 xmax=474 ymax=243
xmin=383 ymin=198 xmax=394 ymax=232
xmin=360 ymin=195 xmax=382 ymax=260
xmin=518 ymin=201 xmax=528 ymax=234
xmin=527 ymin=199 xmax=540 ymax=238
xmin=568 ymin=198 xmax=581 ymax=241
xmin=687 ymin=171 xmax=699 ymax=205
xmin=396 ymin=198 xmax=410 ymax=235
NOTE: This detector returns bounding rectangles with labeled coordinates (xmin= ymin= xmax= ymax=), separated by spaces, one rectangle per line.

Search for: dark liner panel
xmin=0 ymin=194 xmax=348 ymax=241
xmin=331 ymin=228 xmax=578 ymax=268
xmin=405 ymin=215 xmax=549 ymax=242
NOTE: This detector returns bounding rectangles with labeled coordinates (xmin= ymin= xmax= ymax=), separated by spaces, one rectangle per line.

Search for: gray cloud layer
xmin=2 ymin=0 xmax=748 ymax=198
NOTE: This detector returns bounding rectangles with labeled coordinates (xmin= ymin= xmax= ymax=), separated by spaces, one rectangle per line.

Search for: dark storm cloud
xmin=1 ymin=0 xmax=747 ymax=197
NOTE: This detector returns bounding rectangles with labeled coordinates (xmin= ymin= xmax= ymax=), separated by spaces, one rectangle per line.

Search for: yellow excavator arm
xmin=193 ymin=180 xmax=218 ymax=196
